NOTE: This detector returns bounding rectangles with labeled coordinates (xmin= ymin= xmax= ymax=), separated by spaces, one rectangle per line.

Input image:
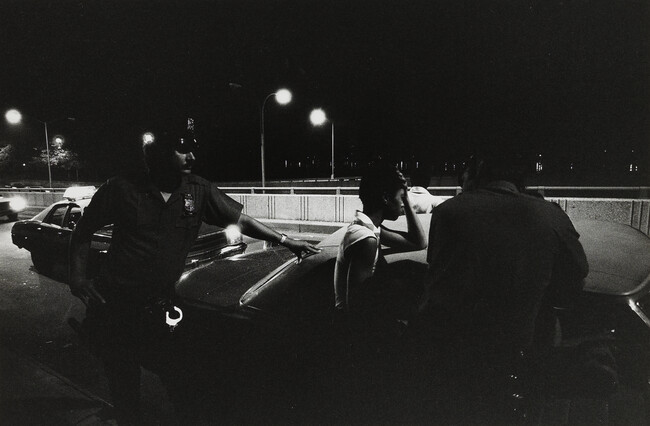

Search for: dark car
xmin=0 ymin=193 xmax=27 ymax=221
xmin=11 ymin=186 xmax=246 ymax=280
xmin=159 ymin=214 xmax=650 ymax=424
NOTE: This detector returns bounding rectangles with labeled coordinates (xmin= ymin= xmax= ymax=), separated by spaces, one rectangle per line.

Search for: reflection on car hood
xmin=175 ymin=247 xmax=295 ymax=308
xmin=575 ymin=220 xmax=650 ymax=296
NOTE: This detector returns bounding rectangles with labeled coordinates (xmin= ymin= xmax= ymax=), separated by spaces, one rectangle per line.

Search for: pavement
xmin=0 ymin=347 xmax=114 ymax=426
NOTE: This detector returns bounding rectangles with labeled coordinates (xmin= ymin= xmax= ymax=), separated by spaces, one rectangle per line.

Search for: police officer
xmin=69 ymin=116 xmax=320 ymax=424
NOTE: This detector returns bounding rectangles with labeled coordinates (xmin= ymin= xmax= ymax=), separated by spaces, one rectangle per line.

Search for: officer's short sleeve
xmin=203 ymin=184 xmax=243 ymax=228
xmin=71 ymin=180 xmax=117 ymax=243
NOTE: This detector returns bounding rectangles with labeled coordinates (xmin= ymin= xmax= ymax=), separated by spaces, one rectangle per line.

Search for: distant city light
xmin=5 ymin=109 xmax=22 ymax=124
xmin=275 ymin=89 xmax=292 ymax=105
xmin=309 ymin=108 xmax=327 ymax=126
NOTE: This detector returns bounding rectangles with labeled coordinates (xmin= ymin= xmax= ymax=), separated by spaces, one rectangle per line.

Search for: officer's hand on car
xmin=70 ymin=278 xmax=106 ymax=305
xmin=282 ymin=238 xmax=321 ymax=263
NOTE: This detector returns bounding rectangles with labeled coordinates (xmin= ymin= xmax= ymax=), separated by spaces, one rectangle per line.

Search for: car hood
xmin=176 ymin=246 xmax=295 ymax=308
xmin=575 ymin=220 xmax=650 ymax=296
xmin=174 ymin=216 xmax=650 ymax=312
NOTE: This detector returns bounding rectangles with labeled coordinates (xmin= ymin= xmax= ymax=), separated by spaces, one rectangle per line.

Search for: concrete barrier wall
xmin=12 ymin=190 xmax=650 ymax=236
xmin=230 ymin=194 xmax=650 ymax=237
xmin=227 ymin=194 xmax=364 ymax=223
xmin=12 ymin=191 xmax=63 ymax=208
xmin=550 ymin=198 xmax=650 ymax=236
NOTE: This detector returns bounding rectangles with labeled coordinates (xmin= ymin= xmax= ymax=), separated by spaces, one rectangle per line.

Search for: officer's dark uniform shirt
xmin=73 ymin=173 xmax=243 ymax=298
xmin=424 ymin=181 xmax=589 ymax=349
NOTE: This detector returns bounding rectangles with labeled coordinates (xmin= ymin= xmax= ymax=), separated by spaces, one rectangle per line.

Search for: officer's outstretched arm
xmin=237 ymin=213 xmax=321 ymax=261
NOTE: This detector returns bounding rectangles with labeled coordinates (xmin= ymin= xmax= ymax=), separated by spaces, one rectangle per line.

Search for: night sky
xmin=1 ymin=0 xmax=648 ymax=182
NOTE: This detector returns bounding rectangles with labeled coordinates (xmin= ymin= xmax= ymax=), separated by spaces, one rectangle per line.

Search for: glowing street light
xmin=275 ymin=88 xmax=292 ymax=105
xmin=5 ymin=109 xmax=22 ymax=124
xmin=310 ymin=108 xmax=335 ymax=179
xmin=5 ymin=109 xmax=75 ymax=188
xmin=309 ymin=108 xmax=326 ymax=126
xmin=142 ymin=132 xmax=155 ymax=145
xmin=260 ymin=88 xmax=292 ymax=187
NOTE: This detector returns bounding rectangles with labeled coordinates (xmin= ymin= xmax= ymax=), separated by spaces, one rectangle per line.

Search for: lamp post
xmin=5 ymin=109 xmax=74 ymax=189
xmin=260 ymin=88 xmax=292 ymax=187
xmin=309 ymin=108 xmax=335 ymax=180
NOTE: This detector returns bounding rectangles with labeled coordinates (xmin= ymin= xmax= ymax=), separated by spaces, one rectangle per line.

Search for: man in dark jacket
xmin=419 ymin=151 xmax=588 ymax=421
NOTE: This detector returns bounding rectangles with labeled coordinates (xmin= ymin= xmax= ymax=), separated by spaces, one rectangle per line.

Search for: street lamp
xmin=5 ymin=109 xmax=75 ymax=189
xmin=260 ymin=88 xmax=292 ymax=187
xmin=310 ymin=108 xmax=335 ymax=179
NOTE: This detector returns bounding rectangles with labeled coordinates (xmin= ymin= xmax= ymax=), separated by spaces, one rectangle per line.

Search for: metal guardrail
xmin=220 ymin=186 xmax=650 ymax=198
xmin=3 ymin=186 xmax=650 ymax=198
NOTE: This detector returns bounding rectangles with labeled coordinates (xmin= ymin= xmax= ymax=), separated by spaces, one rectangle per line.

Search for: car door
xmin=37 ymin=203 xmax=74 ymax=265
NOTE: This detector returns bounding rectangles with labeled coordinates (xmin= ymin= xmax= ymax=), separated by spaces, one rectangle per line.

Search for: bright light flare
xmin=275 ymin=89 xmax=292 ymax=105
xmin=9 ymin=197 xmax=26 ymax=211
xmin=5 ymin=109 xmax=22 ymax=124
xmin=310 ymin=108 xmax=327 ymax=126
xmin=224 ymin=224 xmax=242 ymax=244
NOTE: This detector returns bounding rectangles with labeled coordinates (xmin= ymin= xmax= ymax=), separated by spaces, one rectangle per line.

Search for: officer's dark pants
xmin=85 ymin=294 xmax=176 ymax=425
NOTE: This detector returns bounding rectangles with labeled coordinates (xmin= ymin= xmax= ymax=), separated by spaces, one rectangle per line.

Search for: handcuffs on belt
xmin=144 ymin=297 xmax=184 ymax=332
xmin=165 ymin=305 xmax=183 ymax=332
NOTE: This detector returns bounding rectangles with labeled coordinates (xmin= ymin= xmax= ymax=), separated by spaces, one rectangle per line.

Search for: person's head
xmin=359 ymin=160 xmax=406 ymax=220
xmin=411 ymin=166 xmax=432 ymax=188
xmin=141 ymin=116 xmax=199 ymax=176
xmin=460 ymin=150 xmax=527 ymax=192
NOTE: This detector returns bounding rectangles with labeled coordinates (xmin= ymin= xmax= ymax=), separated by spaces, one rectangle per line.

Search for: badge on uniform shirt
xmin=183 ymin=193 xmax=196 ymax=216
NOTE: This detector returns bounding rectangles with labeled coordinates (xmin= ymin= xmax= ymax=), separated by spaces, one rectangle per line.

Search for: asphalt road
xmin=0 ymin=213 xmax=175 ymax=425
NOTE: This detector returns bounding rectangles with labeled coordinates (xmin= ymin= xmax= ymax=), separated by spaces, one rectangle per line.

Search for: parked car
xmin=0 ymin=193 xmax=27 ymax=221
xmin=11 ymin=186 xmax=246 ymax=280
xmin=149 ymin=214 xmax=650 ymax=424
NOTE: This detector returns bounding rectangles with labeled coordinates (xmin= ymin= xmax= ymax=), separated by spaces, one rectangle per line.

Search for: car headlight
xmin=9 ymin=197 xmax=26 ymax=211
xmin=224 ymin=224 xmax=242 ymax=244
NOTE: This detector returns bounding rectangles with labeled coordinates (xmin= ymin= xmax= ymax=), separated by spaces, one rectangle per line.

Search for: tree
xmin=0 ymin=144 xmax=19 ymax=173
xmin=35 ymin=145 xmax=84 ymax=180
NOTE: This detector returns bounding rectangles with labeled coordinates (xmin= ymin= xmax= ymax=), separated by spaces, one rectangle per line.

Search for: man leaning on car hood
xmin=68 ymin=112 xmax=320 ymax=424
